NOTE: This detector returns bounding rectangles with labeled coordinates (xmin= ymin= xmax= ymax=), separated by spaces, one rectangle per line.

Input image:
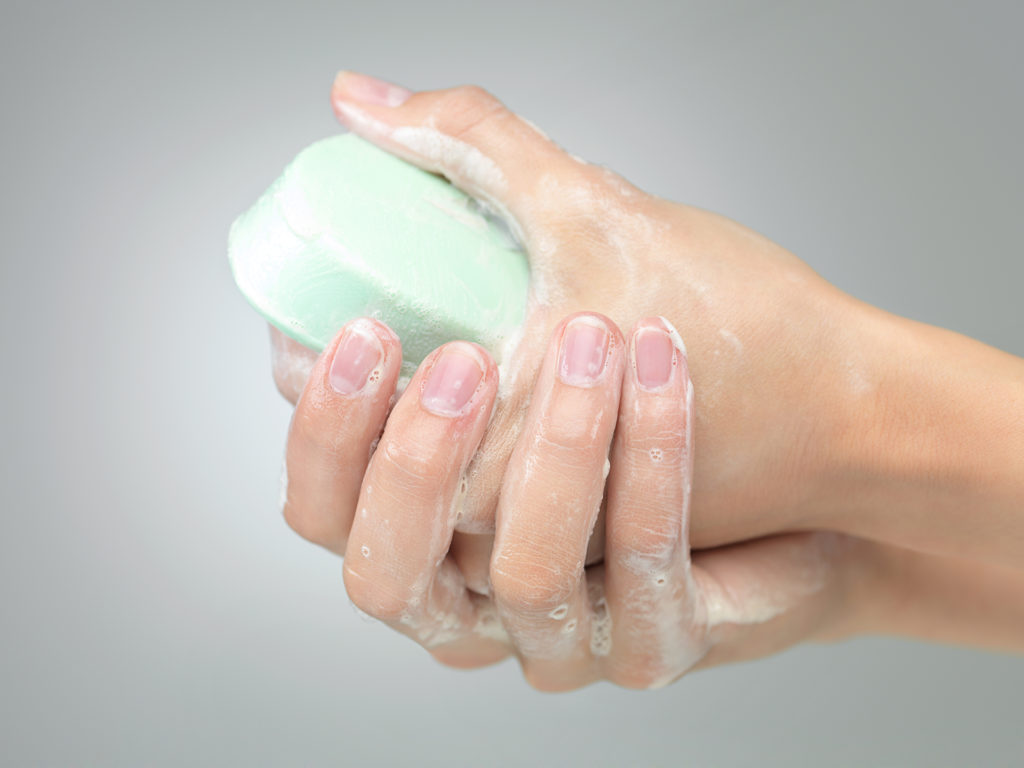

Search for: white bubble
xmin=548 ymin=604 xmax=569 ymax=620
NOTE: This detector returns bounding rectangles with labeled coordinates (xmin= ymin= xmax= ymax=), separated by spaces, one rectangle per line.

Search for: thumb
xmin=329 ymin=70 xmax=590 ymax=253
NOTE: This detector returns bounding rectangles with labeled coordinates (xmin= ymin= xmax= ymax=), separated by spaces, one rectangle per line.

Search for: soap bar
xmin=228 ymin=134 xmax=529 ymax=374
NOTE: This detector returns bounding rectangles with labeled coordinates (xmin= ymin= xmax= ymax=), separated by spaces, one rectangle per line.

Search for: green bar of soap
xmin=228 ymin=134 xmax=529 ymax=374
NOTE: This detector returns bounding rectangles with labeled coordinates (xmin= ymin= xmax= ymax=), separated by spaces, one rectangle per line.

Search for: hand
xmin=281 ymin=311 xmax=873 ymax=689
xmin=312 ymin=73 xmax=847 ymax=554
xmin=273 ymin=70 xmax=1024 ymax=570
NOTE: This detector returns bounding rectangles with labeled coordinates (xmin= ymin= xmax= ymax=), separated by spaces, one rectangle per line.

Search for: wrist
xmin=813 ymin=305 xmax=1024 ymax=566
xmin=814 ymin=535 xmax=900 ymax=641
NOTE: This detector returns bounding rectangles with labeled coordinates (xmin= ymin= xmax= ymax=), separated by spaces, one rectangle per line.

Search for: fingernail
xmin=635 ymin=327 xmax=674 ymax=391
xmin=333 ymin=70 xmax=412 ymax=107
xmin=421 ymin=343 xmax=484 ymax=416
xmin=559 ymin=316 xmax=610 ymax=386
xmin=329 ymin=325 xmax=383 ymax=395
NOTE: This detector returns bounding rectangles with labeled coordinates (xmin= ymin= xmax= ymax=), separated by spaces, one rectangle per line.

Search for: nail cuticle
xmin=634 ymin=327 xmax=675 ymax=392
xmin=558 ymin=316 xmax=611 ymax=388
xmin=334 ymin=71 xmax=413 ymax=108
xmin=329 ymin=325 xmax=384 ymax=396
xmin=420 ymin=343 xmax=486 ymax=417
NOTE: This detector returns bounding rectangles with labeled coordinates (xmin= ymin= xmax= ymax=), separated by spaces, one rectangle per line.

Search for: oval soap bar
xmin=228 ymin=133 xmax=529 ymax=374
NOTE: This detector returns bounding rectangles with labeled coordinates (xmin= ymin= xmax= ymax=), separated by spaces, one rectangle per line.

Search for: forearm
xmin=822 ymin=306 xmax=1024 ymax=569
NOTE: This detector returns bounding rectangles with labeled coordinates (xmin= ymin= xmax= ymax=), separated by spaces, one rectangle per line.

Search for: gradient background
xmin=3 ymin=1 xmax=1022 ymax=765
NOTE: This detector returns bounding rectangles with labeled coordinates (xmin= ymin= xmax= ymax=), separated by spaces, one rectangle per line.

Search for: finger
xmin=269 ymin=325 xmax=319 ymax=405
xmin=449 ymin=532 xmax=495 ymax=596
xmin=689 ymin=532 xmax=855 ymax=671
xmin=343 ymin=341 xmax=509 ymax=662
xmin=328 ymin=70 xmax=607 ymax=265
xmin=604 ymin=316 xmax=704 ymax=689
xmin=490 ymin=313 xmax=625 ymax=691
xmin=282 ymin=318 xmax=402 ymax=555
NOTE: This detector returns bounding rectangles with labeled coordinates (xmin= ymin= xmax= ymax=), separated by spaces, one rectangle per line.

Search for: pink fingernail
xmin=329 ymin=325 xmax=383 ymax=395
xmin=559 ymin=317 xmax=610 ymax=386
xmin=421 ymin=343 xmax=484 ymax=416
xmin=333 ymin=70 xmax=412 ymax=107
xmin=635 ymin=328 xmax=675 ymax=391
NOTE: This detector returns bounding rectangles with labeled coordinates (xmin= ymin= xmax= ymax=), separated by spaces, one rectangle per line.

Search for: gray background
xmin=2 ymin=1 xmax=1022 ymax=765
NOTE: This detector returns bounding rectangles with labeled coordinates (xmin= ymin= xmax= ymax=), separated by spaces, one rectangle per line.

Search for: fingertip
xmin=628 ymin=316 xmax=690 ymax=394
xmin=550 ymin=311 xmax=626 ymax=391
xmin=331 ymin=70 xmax=413 ymax=109
xmin=317 ymin=317 xmax=403 ymax=400
xmin=362 ymin=316 xmax=403 ymax=354
xmin=557 ymin=311 xmax=625 ymax=344
xmin=414 ymin=340 xmax=498 ymax=420
xmin=463 ymin=340 xmax=500 ymax=384
xmin=330 ymin=69 xmax=350 ymax=101
xmin=324 ymin=317 xmax=401 ymax=357
xmin=653 ymin=315 xmax=689 ymax=366
xmin=283 ymin=318 xmax=404 ymax=556
xmin=631 ymin=316 xmax=687 ymax=355
xmin=269 ymin=325 xmax=318 ymax=405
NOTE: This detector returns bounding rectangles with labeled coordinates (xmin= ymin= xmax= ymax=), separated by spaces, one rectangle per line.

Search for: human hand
xmin=269 ymin=71 xmax=873 ymax=557
xmin=270 ymin=70 xmax=1024 ymax=569
xmin=280 ymin=310 xmax=871 ymax=689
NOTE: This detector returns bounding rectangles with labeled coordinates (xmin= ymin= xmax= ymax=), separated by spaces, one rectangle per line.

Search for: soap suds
xmin=258 ymin=106 xmax=852 ymax=686
xmin=699 ymin=533 xmax=840 ymax=629
xmin=392 ymin=124 xmax=507 ymax=201
xmin=717 ymin=328 xmax=744 ymax=356
xmin=278 ymin=452 xmax=289 ymax=512
xmin=269 ymin=327 xmax=317 ymax=401
xmin=588 ymin=581 xmax=613 ymax=657
xmin=425 ymin=193 xmax=489 ymax=233
xmin=548 ymin=603 xmax=570 ymax=621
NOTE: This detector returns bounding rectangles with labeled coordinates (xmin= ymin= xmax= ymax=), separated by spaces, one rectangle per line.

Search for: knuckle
xmin=281 ymin=500 xmax=341 ymax=551
xmin=289 ymin=402 xmax=340 ymax=455
xmin=343 ymin=563 xmax=413 ymax=622
xmin=272 ymin=367 xmax=300 ymax=404
xmin=281 ymin=499 xmax=311 ymax=538
xmin=375 ymin=436 xmax=444 ymax=493
xmin=535 ymin=414 xmax=605 ymax=458
xmin=430 ymin=645 xmax=507 ymax=670
xmin=623 ymin=393 xmax=687 ymax=437
xmin=269 ymin=327 xmax=315 ymax=405
xmin=289 ymin=381 xmax=376 ymax=461
xmin=609 ymin=663 xmax=685 ymax=691
xmin=536 ymin=166 xmax=612 ymax=219
xmin=622 ymin=431 xmax=686 ymax=459
xmin=520 ymin=660 xmax=587 ymax=693
xmin=430 ymin=652 xmax=477 ymax=670
xmin=490 ymin=555 xmax=580 ymax=616
xmin=606 ymin=516 xmax=680 ymax=572
xmin=619 ymin=414 xmax=688 ymax=469
xmin=535 ymin=170 xmax=657 ymax=258
xmin=436 ymin=85 xmax=508 ymax=141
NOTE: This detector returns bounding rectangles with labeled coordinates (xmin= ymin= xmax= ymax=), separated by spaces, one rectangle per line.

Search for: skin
xmin=268 ymin=71 xmax=1024 ymax=688
xmin=280 ymin=312 xmax=1024 ymax=689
